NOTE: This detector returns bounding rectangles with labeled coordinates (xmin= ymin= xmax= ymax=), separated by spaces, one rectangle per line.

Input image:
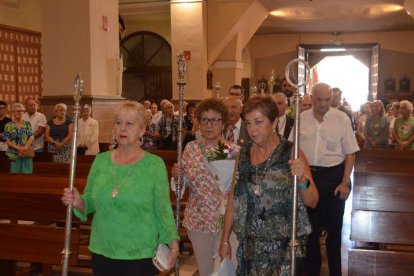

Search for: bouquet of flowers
xmin=202 ymin=141 xmax=240 ymax=229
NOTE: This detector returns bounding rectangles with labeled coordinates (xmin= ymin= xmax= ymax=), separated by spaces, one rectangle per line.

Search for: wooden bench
xmin=355 ymin=149 xmax=414 ymax=173
xmin=349 ymin=153 xmax=414 ymax=275
xmin=0 ymin=173 xmax=87 ymax=276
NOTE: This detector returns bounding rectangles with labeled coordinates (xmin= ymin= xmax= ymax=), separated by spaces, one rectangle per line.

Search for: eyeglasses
xmin=14 ymin=110 xmax=24 ymax=113
xmin=229 ymin=92 xmax=242 ymax=96
xmin=199 ymin=117 xmax=222 ymax=125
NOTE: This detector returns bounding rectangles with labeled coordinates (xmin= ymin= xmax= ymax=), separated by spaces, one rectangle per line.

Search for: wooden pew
xmin=350 ymin=152 xmax=414 ymax=275
xmin=0 ymin=173 xmax=87 ymax=276
xmin=355 ymin=149 xmax=414 ymax=173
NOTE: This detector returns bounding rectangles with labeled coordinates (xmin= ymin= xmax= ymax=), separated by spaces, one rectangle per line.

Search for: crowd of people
xmin=0 ymin=99 xmax=100 ymax=173
xmin=1 ymin=81 xmax=413 ymax=275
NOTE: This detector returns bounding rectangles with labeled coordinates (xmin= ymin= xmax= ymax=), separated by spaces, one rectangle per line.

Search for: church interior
xmin=1 ymin=0 xmax=414 ymax=275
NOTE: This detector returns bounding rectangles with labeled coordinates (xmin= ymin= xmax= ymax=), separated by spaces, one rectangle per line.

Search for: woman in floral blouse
xmin=172 ymin=98 xmax=240 ymax=276
xmin=4 ymin=103 xmax=34 ymax=173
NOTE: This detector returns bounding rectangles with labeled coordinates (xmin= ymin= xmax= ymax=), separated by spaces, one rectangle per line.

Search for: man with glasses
xmin=0 ymin=101 xmax=12 ymax=151
xmin=228 ymin=84 xmax=244 ymax=102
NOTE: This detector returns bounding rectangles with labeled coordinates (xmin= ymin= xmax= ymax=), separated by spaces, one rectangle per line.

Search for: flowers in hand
xmin=204 ymin=140 xmax=239 ymax=162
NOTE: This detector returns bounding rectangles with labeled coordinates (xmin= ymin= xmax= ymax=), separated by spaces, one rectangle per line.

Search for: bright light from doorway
xmin=314 ymin=55 xmax=369 ymax=112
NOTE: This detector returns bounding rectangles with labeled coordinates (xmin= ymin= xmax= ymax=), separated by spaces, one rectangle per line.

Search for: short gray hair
xmin=54 ymin=103 xmax=67 ymax=113
xmin=12 ymin=103 xmax=24 ymax=112
xmin=400 ymin=100 xmax=413 ymax=112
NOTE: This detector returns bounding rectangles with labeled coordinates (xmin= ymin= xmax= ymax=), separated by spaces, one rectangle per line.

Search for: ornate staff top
xmin=177 ymin=52 xmax=186 ymax=84
xmin=215 ymin=82 xmax=221 ymax=99
xmin=268 ymin=69 xmax=275 ymax=94
xmin=73 ymin=74 xmax=84 ymax=103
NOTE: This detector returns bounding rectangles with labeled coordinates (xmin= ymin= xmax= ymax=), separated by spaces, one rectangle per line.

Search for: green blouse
xmin=74 ymin=151 xmax=179 ymax=260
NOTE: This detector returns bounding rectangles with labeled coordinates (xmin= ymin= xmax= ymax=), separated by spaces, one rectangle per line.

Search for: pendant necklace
xmin=252 ymin=147 xmax=276 ymax=196
xmin=112 ymin=164 xmax=135 ymax=198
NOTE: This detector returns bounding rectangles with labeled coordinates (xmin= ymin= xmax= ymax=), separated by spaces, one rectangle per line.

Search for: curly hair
xmin=195 ymin=98 xmax=229 ymax=125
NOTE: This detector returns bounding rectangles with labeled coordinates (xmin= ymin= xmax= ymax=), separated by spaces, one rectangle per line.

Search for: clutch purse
xmin=152 ymin=243 xmax=170 ymax=272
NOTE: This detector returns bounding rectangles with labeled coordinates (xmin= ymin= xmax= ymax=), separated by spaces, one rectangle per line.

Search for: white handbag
xmin=152 ymin=243 xmax=170 ymax=272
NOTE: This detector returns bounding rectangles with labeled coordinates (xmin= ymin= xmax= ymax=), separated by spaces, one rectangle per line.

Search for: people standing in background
xmin=22 ymin=98 xmax=47 ymax=153
xmin=77 ymin=104 xmax=100 ymax=155
xmin=228 ymin=84 xmax=245 ymax=102
xmin=155 ymin=101 xmax=184 ymax=150
xmin=143 ymin=100 xmax=151 ymax=111
xmin=4 ymin=103 xmax=34 ymax=173
xmin=356 ymin=101 xmax=372 ymax=148
xmin=62 ymin=100 xmax=179 ymax=275
xmin=301 ymin=83 xmax=359 ymax=276
xmin=331 ymin=87 xmax=353 ymax=122
xmin=300 ymin=94 xmax=313 ymax=113
xmin=224 ymin=96 xmax=248 ymax=146
xmin=45 ymin=103 xmax=73 ymax=163
xmin=392 ymin=100 xmax=414 ymax=150
xmin=0 ymin=101 xmax=12 ymax=152
xmin=183 ymin=102 xmax=196 ymax=149
xmin=272 ymin=92 xmax=294 ymax=142
xmin=150 ymin=102 xmax=158 ymax=117
xmin=364 ymin=100 xmax=389 ymax=149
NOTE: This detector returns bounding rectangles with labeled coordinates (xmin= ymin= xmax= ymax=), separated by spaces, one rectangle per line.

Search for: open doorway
xmin=312 ymin=55 xmax=369 ymax=112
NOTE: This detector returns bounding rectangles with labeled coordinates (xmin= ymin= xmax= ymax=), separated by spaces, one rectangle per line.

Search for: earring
xmin=138 ymin=136 xmax=144 ymax=147
xmin=111 ymin=131 xmax=118 ymax=149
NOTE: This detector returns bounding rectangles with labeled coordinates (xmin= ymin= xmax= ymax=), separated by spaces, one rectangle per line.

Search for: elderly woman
xmin=77 ymin=104 xmax=100 ymax=155
xmin=392 ymin=100 xmax=414 ymax=150
xmin=45 ymin=103 xmax=73 ymax=162
xmin=219 ymin=95 xmax=318 ymax=275
xmin=4 ymin=103 xmax=34 ymax=173
xmin=62 ymin=100 xmax=179 ymax=275
xmin=172 ymin=98 xmax=240 ymax=276
xmin=364 ymin=100 xmax=389 ymax=149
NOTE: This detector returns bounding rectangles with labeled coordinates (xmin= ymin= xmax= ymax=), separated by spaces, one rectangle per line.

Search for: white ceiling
xmin=119 ymin=0 xmax=414 ymax=34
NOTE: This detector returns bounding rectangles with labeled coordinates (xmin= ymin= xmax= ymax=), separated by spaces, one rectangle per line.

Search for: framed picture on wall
xmin=384 ymin=77 xmax=395 ymax=93
xmin=399 ymin=75 xmax=411 ymax=93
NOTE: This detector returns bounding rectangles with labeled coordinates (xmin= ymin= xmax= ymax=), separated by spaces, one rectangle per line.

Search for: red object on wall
xmin=102 ymin=16 xmax=109 ymax=31
xmin=184 ymin=51 xmax=191 ymax=60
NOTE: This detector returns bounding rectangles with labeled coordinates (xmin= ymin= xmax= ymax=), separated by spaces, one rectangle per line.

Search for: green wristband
xmin=297 ymin=178 xmax=310 ymax=190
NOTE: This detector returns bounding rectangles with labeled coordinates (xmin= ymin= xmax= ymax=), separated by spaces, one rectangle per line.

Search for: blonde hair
xmin=114 ymin=100 xmax=147 ymax=128
xmin=54 ymin=103 xmax=67 ymax=113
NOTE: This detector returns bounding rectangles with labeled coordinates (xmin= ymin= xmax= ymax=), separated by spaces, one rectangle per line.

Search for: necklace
xmin=252 ymin=146 xmax=277 ymax=196
xmin=111 ymin=164 xmax=135 ymax=198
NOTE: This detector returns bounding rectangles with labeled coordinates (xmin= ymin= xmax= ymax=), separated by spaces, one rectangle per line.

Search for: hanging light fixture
xmin=404 ymin=0 xmax=414 ymax=16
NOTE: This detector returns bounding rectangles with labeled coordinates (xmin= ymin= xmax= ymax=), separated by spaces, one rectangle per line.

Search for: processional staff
xmin=175 ymin=52 xmax=186 ymax=276
xmin=61 ymin=74 xmax=84 ymax=276
xmin=284 ymin=59 xmax=310 ymax=276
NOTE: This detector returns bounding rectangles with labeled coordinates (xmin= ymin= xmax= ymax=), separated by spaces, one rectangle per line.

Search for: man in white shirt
xmin=300 ymin=83 xmax=359 ymax=276
xmin=224 ymin=96 xmax=248 ymax=146
xmin=22 ymin=98 xmax=47 ymax=152
xmin=272 ymin=92 xmax=294 ymax=142
xmin=77 ymin=104 xmax=100 ymax=155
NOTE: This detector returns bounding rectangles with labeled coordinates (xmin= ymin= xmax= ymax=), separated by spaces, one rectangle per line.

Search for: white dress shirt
xmin=22 ymin=111 xmax=47 ymax=151
xmin=300 ymin=108 xmax=359 ymax=167
xmin=77 ymin=117 xmax=100 ymax=155
xmin=277 ymin=114 xmax=294 ymax=142
xmin=227 ymin=118 xmax=242 ymax=143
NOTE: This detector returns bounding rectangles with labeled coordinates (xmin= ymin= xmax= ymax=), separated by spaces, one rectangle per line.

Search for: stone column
xmin=40 ymin=0 xmax=123 ymax=143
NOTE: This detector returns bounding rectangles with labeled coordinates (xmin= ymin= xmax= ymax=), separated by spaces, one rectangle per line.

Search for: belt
xmin=310 ymin=162 xmax=344 ymax=172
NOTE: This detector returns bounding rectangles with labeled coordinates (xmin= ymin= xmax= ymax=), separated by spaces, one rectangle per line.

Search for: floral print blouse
xmin=181 ymin=140 xmax=237 ymax=233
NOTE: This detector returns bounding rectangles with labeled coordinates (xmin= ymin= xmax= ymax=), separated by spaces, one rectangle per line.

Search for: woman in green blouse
xmin=62 ymin=100 xmax=179 ymax=275
xmin=4 ymin=102 xmax=34 ymax=173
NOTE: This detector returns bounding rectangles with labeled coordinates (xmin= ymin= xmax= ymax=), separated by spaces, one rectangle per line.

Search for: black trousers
xmin=304 ymin=163 xmax=346 ymax=276
xmin=92 ymin=253 xmax=158 ymax=276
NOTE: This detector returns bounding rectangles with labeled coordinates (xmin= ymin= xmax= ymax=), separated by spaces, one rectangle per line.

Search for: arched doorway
xmin=120 ymin=31 xmax=172 ymax=103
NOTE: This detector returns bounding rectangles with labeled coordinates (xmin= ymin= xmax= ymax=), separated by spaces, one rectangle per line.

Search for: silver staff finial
xmin=74 ymin=74 xmax=84 ymax=102
xmin=214 ymin=82 xmax=221 ymax=99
